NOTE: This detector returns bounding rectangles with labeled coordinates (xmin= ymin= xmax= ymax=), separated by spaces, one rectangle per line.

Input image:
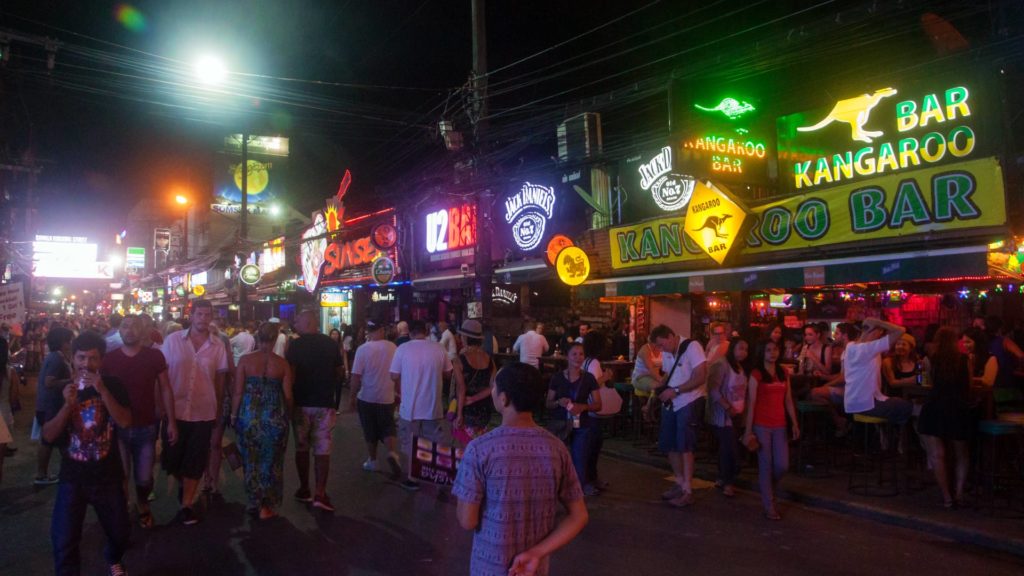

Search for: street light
xmin=175 ymin=194 xmax=189 ymax=205
xmin=173 ymin=193 xmax=191 ymax=261
xmin=195 ymin=55 xmax=226 ymax=85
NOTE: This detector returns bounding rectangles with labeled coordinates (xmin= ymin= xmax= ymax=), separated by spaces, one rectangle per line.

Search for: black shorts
xmin=357 ymin=399 xmax=396 ymax=444
xmin=161 ymin=420 xmax=214 ymax=479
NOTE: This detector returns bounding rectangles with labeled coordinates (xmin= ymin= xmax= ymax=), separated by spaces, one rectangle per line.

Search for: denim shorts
xmin=658 ymin=397 xmax=705 ymax=454
xmin=117 ymin=424 xmax=158 ymax=487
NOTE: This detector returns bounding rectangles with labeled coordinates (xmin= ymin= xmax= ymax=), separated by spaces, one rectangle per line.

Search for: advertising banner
xmin=409 ymin=435 xmax=463 ymax=486
xmin=419 ymin=202 xmax=477 ymax=269
xmin=0 ymin=283 xmax=25 ymax=325
xmin=214 ymin=135 xmax=289 ymax=205
xmin=610 ymin=157 xmax=1005 ymax=269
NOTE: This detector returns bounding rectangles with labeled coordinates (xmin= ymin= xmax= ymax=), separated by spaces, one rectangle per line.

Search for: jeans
xmin=861 ymin=397 xmax=913 ymax=425
xmin=52 ymin=481 xmax=130 ymax=575
xmin=117 ymin=424 xmax=157 ymax=488
xmin=753 ymin=425 xmax=789 ymax=512
xmin=712 ymin=424 xmax=740 ymax=487
xmin=568 ymin=425 xmax=596 ymax=486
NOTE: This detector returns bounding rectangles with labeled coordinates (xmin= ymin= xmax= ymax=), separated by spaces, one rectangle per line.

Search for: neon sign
xmin=492 ymin=286 xmax=518 ymax=305
xmin=324 ymin=235 xmax=382 ymax=276
xmin=425 ymin=204 xmax=476 ymax=254
xmin=682 ymin=135 xmax=767 ymax=175
xmin=638 ymin=147 xmax=695 ymax=212
xmin=694 ymin=97 xmax=756 ymax=120
xmin=684 ymin=180 xmax=748 ymax=265
xmin=505 ymin=182 xmax=556 ymax=250
xmin=782 ymin=83 xmax=979 ymax=191
xmin=300 ymin=212 xmax=328 ymax=293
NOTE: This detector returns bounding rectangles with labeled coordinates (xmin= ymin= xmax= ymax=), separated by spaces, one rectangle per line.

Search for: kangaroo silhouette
xmin=797 ymin=87 xmax=898 ymax=143
xmin=693 ymin=214 xmax=732 ymax=239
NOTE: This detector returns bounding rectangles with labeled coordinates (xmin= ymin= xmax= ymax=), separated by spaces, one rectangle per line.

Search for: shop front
xmin=299 ymin=193 xmax=404 ymax=333
xmin=411 ymin=199 xmax=478 ymax=325
xmin=578 ymin=71 xmax=1013 ymax=345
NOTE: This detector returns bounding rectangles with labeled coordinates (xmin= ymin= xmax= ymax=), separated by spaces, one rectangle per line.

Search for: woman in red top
xmin=742 ymin=339 xmax=800 ymax=520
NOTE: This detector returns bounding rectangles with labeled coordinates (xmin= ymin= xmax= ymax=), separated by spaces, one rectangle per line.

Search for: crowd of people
xmin=1 ymin=304 xmax=1022 ymax=575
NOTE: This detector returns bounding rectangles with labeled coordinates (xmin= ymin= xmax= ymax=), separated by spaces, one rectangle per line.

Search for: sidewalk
xmin=601 ymin=434 xmax=1024 ymax=558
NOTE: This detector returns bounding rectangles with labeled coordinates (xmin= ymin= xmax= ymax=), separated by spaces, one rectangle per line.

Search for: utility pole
xmin=471 ymin=0 xmax=493 ymax=323
xmin=238 ymin=133 xmax=249 ymax=321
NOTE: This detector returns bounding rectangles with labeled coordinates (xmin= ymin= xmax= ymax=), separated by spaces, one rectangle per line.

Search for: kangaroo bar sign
xmin=609 ymin=157 xmax=1006 ymax=270
xmin=777 ymin=72 xmax=1000 ymax=194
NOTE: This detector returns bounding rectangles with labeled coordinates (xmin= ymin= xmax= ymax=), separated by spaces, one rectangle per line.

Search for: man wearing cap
xmin=389 ymin=320 xmax=453 ymax=492
xmin=348 ymin=318 xmax=401 ymax=479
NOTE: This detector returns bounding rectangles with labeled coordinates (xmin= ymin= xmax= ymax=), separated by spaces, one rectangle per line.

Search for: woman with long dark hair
xmin=231 ymin=322 xmax=293 ymax=520
xmin=961 ymin=328 xmax=997 ymax=387
xmin=546 ymin=342 xmax=603 ymax=496
xmin=743 ymin=339 xmax=800 ymax=520
xmin=919 ymin=327 xmax=972 ymax=508
xmin=707 ymin=337 xmax=751 ymax=497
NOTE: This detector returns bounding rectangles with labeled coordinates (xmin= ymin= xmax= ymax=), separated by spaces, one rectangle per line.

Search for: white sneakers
xmin=362 ymin=459 xmax=377 ymax=472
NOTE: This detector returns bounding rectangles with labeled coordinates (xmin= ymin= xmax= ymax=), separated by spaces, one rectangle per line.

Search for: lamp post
xmin=175 ymin=194 xmax=190 ymax=262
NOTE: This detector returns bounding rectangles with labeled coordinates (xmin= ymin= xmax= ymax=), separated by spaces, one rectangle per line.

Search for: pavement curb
xmin=603 ymin=445 xmax=1024 ymax=559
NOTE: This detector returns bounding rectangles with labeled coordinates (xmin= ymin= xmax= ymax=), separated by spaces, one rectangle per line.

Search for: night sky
xmin=1 ymin=1 xmax=1017 ymax=243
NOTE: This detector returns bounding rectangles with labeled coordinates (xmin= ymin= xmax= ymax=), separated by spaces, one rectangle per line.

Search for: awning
xmin=411 ymin=268 xmax=471 ymax=291
xmin=579 ymin=245 xmax=990 ymax=298
xmin=493 ymin=258 xmax=553 ymax=284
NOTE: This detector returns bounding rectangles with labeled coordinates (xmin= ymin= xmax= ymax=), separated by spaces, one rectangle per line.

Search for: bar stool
xmin=848 ymin=414 xmax=899 ymax=497
xmin=976 ymin=416 xmax=1024 ymax=516
xmin=796 ymin=401 xmax=833 ymax=478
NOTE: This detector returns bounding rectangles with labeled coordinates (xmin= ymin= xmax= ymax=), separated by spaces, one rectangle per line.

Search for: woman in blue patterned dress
xmin=231 ymin=322 xmax=293 ymax=520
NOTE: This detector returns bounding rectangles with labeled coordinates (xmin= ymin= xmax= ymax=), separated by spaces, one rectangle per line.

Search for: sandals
xmin=764 ymin=508 xmax=782 ymax=521
xmin=138 ymin=509 xmax=154 ymax=529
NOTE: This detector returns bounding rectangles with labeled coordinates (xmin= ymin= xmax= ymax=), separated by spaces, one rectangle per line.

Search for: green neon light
xmin=694 ymin=98 xmax=756 ymax=120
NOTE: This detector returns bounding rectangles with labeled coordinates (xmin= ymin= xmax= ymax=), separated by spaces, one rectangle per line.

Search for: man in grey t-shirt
xmin=454 ymin=362 xmax=588 ymax=576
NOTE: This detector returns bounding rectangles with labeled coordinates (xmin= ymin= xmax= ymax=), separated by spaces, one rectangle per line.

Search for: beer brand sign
xmin=638 ymin=147 xmax=695 ymax=212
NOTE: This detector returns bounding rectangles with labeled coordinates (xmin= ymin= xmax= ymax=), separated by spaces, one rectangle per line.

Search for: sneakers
xmin=108 ymin=563 xmax=127 ymax=576
xmin=33 ymin=475 xmax=59 ymax=486
xmin=386 ymin=453 xmax=402 ymax=481
xmin=362 ymin=458 xmax=378 ymax=472
xmin=180 ymin=507 xmax=199 ymax=526
xmin=668 ymin=492 xmax=696 ymax=508
xmin=660 ymin=484 xmax=683 ymax=500
xmin=312 ymin=494 xmax=335 ymax=512
xmin=294 ymin=488 xmax=313 ymax=503
xmin=399 ymin=479 xmax=421 ymax=492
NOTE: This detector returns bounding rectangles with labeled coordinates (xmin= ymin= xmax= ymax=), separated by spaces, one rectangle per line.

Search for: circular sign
xmin=371 ymin=223 xmax=398 ymax=250
xmin=239 ymin=264 xmax=262 ymax=286
xmin=546 ymin=234 xmax=574 ymax=266
xmin=555 ymin=246 xmax=590 ymax=286
xmin=371 ymin=256 xmax=395 ymax=286
xmin=651 ymin=173 xmax=696 ymax=212
xmin=173 ymin=284 xmax=186 ymax=297
xmin=192 ymin=284 xmax=206 ymax=297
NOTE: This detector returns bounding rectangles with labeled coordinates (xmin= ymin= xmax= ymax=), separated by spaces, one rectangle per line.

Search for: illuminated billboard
xmin=261 ymin=237 xmax=286 ymax=274
xmin=32 ymin=235 xmax=114 ymax=279
xmin=214 ymin=134 xmax=289 ymax=205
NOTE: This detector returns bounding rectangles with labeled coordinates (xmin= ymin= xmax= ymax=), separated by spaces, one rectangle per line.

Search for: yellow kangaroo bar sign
xmin=778 ymin=73 xmax=998 ymax=194
xmin=684 ymin=181 xmax=748 ymax=264
xmin=609 ymin=157 xmax=1005 ymax=269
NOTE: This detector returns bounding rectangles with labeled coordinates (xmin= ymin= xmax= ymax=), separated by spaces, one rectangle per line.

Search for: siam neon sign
xmin=694 ymin=97 xmax=756 ymax=120
xmin=505 ymin=182 xmax=556 ymax=250
xmin=425 ymin=203 xmax=476 ymax=254
xmin=638 ymin=147 xmax=695 ymax=212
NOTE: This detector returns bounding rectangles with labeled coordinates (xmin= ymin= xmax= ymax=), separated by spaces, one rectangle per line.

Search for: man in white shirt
xmin=650 ymin=324 xmax=707 ymax=508
xmin=229 ymin=321 xmax=256 ymax=365
xmin=389 ymin=320 xmax=453 ymax=492
xmin=349 ymin=318 xmax=401 ymax=480
xmin=843 ymin=317 xmax=912 ymax=424
xmin=160 ymin=300 xmax=229 ymax=526
xmin=268 ymin=317 xmax=288 ymax=356
xmin=574 ymin=323 xmax=589 ymax=344
xmin=512 ymin=321 xmax=549 ymax=368
xmin=438 ymin=320 xmax=459 ymax=361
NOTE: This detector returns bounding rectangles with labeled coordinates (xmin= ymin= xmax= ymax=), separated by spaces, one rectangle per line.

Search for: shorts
xmin=357 ymin=400 xmax=397 ymax=444
xmin=658 ymin=397 xmax=704 ymax=454
xmin=292 ymin=407 xmax=336 ymax=456
xmin=117 ymin=424 xmax=158 ymax=487
xmin=398 ymin=418 xmax=452 ymax=459
xmin=161 ymin=420 xmax=214 ymax=479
